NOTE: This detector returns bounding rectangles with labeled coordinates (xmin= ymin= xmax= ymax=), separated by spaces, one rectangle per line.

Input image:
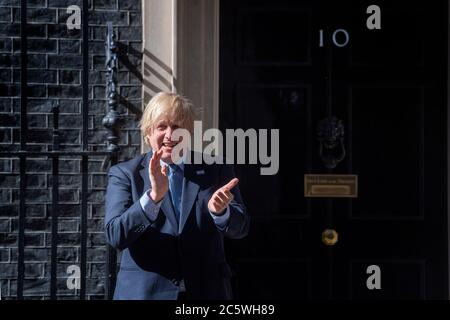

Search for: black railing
xmin=103 ymin=21 xmax=122 ymax=300
xmin=0 ymin=0 xmax=122 ymax=300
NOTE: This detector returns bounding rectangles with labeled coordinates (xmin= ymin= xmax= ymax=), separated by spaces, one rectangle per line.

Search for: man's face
xmin=147 ymin=117 xmax=184 ymax=164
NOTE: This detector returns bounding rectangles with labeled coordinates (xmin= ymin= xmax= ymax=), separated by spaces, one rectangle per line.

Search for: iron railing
xmin=0 ymin=0 xmax=122 ymax=300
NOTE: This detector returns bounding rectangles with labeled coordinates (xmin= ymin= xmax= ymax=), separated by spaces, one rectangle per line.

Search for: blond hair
xmin=139 ymin=92 xmax=196 ymax=147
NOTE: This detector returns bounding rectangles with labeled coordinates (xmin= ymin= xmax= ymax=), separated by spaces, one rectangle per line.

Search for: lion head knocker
xmin=317 ymin=117 xmax=346 ymax=169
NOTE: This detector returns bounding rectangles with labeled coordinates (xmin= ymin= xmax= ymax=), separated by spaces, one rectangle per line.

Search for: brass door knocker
xmin=317 ymin=116 xmax=346 ymax=169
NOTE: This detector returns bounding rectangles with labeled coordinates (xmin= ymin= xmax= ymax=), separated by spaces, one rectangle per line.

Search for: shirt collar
xmin=160 ymin=159 xmax=184 ymax=172
xmin=158 ymin=150 xmax=187 ymax=172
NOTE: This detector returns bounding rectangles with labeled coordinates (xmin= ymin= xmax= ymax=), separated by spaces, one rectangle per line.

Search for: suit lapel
xmin=139 ymin=150 xmax=179 ymax=232
xmin=138 ymin=152 xmax=151 ymax=192
xmin=179 ymin=163 xmax=200 ymax=234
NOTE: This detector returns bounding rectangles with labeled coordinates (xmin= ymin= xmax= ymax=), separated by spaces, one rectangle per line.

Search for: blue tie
xmin=168 ymin=164 xmax=183 ymax=222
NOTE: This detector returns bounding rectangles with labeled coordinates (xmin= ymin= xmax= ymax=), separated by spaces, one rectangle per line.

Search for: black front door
xmin=220 ymin=0 xmax=448 ymax=299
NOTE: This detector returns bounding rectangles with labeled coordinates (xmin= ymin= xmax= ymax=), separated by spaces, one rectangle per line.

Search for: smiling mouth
xmin=162 ymin=142 xmax=179 ymax=148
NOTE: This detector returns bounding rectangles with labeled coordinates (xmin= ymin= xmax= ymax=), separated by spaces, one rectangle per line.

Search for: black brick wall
xmin=0 ymin=0 xmax=142 ymax=299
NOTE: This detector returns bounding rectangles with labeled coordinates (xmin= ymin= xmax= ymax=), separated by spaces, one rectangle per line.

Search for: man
xmin=104 ymin=92 xmax=249 ymax=300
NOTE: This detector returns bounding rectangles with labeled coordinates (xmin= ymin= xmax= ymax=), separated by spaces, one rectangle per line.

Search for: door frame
xmin=141 ymin=0 xmax=220 ymax=153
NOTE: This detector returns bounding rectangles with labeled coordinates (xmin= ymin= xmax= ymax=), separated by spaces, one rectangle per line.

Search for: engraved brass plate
xmin=304 ymin=174 xmax=358 ymax=198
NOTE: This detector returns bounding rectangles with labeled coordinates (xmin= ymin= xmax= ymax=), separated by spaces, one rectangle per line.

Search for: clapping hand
xmin=208 ymin=178 xmax=239 ymax=215
xmin=149 ymin=149 xmax=169 ymax=203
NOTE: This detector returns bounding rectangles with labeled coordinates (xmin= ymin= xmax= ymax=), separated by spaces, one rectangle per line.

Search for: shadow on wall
xmin=142 ymin=48 xmax=176 ymax=106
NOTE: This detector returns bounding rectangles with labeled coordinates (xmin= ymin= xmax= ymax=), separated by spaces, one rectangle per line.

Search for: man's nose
xmin=164 ymin=126 xmax=174 ymax=139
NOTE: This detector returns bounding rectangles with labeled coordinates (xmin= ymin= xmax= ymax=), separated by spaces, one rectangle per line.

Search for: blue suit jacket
xmin=104 ymin=151 xmax=249 ymax=300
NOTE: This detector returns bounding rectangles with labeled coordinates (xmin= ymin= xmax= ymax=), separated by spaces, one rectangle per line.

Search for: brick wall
xmin=0 ymin=0 xmax=142 ymax=299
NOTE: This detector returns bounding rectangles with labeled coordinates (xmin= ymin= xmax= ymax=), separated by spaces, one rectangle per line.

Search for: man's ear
xmin=145 ymin=128 xmax=153 ymax=143
xmin=144 ymin=132 xmax=151 ymax=146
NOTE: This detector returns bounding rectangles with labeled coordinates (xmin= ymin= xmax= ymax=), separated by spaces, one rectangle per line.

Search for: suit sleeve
xmin=209 ymin=206 xmax=230 ymax=230
xmin=104 ymin=165 xmax=160 ymax=250
xmin=217 ymin=164 xmax=250 ymax=239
